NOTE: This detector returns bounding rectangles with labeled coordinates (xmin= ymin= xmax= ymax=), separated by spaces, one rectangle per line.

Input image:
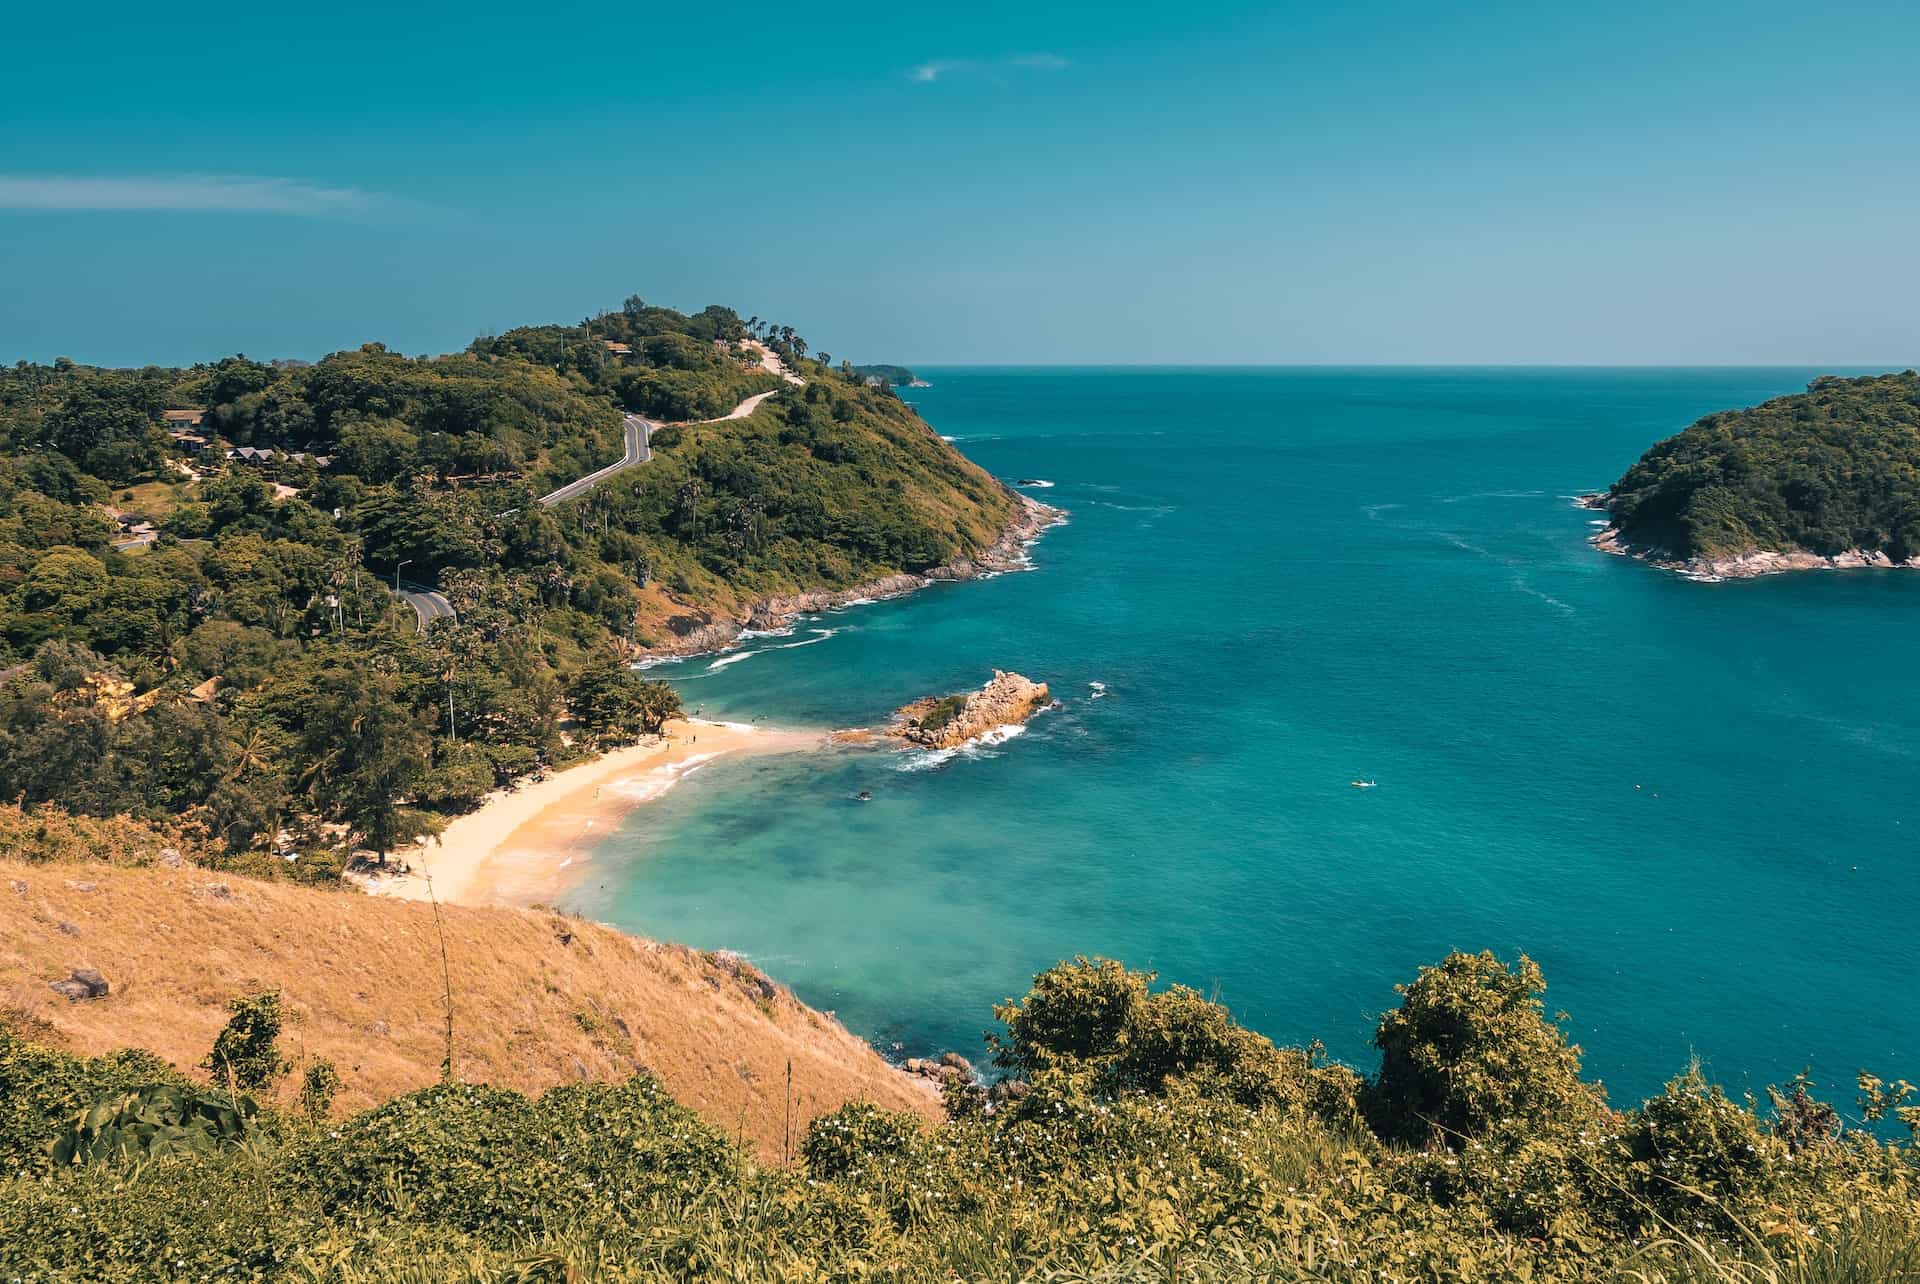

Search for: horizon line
xmin=898 ymin=360 xmax=1914 ymax=371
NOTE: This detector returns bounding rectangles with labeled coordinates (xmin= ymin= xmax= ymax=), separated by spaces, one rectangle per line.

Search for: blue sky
xmin=3 ymin=0 xmax=1916 ymax=367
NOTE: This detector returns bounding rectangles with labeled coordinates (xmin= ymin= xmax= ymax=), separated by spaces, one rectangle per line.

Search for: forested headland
xmin=0 ymin=296 xmax=1018 ymax=873
xmin=1595 ymin=371 xmax=1920 ymax=572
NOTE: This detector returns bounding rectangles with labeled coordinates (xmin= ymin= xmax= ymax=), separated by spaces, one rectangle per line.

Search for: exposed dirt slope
xmin=0 ymin=859 xmax=936 ymax=1160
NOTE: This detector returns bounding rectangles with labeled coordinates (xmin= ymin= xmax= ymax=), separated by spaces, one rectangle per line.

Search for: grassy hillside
xmin=1602 ymin=372 xmax=1920 ymax=561
xmin=0 ymin=857 xmax=937 ymax=1159
xmin=4 ymin=944 xmax=1916 ymax=1281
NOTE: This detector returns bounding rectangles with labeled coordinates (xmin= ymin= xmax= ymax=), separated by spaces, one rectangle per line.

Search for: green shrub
xmin=1613 ymin=1064 xmax=1792 ymax=1233
xmin=0 ymin=1025 xmax=187 ymax=1175
xmin=201 ymin=989 xmax=290 ymax=1091
xmin=1368 ymin=950 xmax=1603 ymax=1146
xmin=989 ymin=957 xmax=1361 ymax=1116
xmin=801 ymin=1102 xmax=925 ymax=1180
xmin=916 ymin=693 xmax=969 ymax=731
xmin=298 ymin=1058 xmax=340 ymax=1122
xmin=51 ymin=1082 xmax=259 ymax=1166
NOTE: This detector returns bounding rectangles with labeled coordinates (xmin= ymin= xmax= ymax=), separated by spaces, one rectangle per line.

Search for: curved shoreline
xmin=1577 ymin=493 xmax=1920 ymax=581
xmin=640 ymin=494 xmax=1066 ymax=661
xmin=368 ymin=720 xmax=823 ymax=908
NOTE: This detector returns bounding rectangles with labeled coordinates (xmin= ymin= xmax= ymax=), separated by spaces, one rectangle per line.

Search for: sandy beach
xmin=371 ymin=719 xmax=822 ymax=908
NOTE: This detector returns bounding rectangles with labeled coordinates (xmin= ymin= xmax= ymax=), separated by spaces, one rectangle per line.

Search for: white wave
xmin=1440 ymin=489 xmax=1545 ymax=504
xmin=775 ymin=628 xmax=837 ymax=651
xmin=707 ymin=650 xmax=757 ymax=671
xmin=737 ymin=625 xmax=795 ymax=640
xmin=1587 ymin=519 xmax=1609 ymax=527
xmin=696 ymin=720 xmax=759 ymax=733
xmin=633 ymin=654 xmax=690 ymax=670
xmin=1084 ymin=500 xmax=1173 ymax=514
xmin=1511 ymin=575 xmax=1575 ymax=615
xmin=940 ymin=435 xmax=956 ymax=442
xmin=606 ymin=752 xmax=722 ymax=801
xmin=1014 ymin=479 xmax=1056 ymax=489
xmin=838 ymin=596 xmax=878 ymax=607
xmin=1088 ymin=680 xmax=1107 ymax=699
xmin=894 ymin=722 xmax=1028 ymax=772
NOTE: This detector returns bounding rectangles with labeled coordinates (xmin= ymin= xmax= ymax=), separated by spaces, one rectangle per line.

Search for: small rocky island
xmin=889 ymin=671 xmax=1053 ymax=749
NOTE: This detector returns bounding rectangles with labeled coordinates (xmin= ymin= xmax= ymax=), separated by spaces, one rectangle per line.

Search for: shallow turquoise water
xmin=568 ymin=368 xmax=1918 ymax=1104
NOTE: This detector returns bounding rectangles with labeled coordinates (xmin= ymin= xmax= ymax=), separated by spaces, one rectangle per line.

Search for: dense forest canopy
xmin=0 ymin=296 xmax=1016 ymax=873
xmin=1603 ymin=371 xmax=1920 ymax=560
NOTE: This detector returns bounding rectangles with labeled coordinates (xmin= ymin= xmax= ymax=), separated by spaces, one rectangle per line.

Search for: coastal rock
xmin=49 ymin=968 xmax=109 ymax=1001
xmin=890 ymin=671 xmax=1053 ymax=750
xmin=902 ymin=1054 xmax=977 ymax=1087
xmin=1581 ymin=491 xmax=1920 ymax=580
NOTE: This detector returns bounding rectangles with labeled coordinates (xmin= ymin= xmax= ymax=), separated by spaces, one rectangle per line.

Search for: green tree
xmin=567 ymin=660 xmax=681 ymax=743
xmin=296 ymin=662 xmax=430 ymax=863
xmin=201 ymin=990 xmax=290 ymax=1092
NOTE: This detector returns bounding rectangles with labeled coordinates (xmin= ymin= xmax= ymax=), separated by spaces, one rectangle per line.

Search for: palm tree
xmin=226 ymin=725 xmax=275 ymax=782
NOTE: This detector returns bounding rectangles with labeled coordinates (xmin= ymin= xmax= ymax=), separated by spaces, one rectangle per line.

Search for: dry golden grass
xmin=0 ymin=858 xmax=938 ymax=1160
xmin=111 ymin=476 xmax=196 ymax=519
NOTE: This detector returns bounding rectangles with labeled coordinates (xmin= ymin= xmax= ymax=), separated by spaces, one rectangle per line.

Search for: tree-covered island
xmin=1590 ymin=371 xmax=1920 ymax=577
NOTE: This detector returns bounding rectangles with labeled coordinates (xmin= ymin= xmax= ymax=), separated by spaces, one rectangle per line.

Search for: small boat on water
xmin=1350 ymin=779 xmax=1377 ymax=789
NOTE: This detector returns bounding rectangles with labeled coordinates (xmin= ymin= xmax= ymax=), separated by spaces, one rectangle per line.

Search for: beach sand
xmin=370 ymin=719 xmax=822 ymax=908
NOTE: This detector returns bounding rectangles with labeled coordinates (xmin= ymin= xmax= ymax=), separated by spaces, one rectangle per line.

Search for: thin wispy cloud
xmin=908 ymin=52 xmax=1071 ymax=84
xmin=0 ymin=174 xmax=385 ymax=217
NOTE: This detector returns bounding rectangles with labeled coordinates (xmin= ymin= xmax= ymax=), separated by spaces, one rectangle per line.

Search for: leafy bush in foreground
xmin=2 ymin=952 xmax=1917 ymax=1282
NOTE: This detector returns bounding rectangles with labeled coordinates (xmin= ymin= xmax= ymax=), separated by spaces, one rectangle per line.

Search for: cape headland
xmin=1584 ymin=370 xmax=1920 ymax=579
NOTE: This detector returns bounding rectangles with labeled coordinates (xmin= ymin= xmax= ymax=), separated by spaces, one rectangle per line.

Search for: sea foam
xmin=894 ymin=722 xmax=1027 ymax=772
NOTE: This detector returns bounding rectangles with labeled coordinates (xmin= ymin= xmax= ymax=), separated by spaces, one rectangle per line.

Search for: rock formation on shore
xmin=889 ymin=671 xmax=1053 ymax=749
xmin=1578 ymin=492 xmax=1920 ymax=581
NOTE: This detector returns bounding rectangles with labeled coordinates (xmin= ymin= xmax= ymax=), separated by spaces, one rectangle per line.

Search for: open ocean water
xmin=567 ymin=368 xmax=1918 ymax=1104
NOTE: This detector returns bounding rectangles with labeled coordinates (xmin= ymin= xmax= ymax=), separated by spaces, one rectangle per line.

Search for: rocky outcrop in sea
xmin=889 ymin=671 xmax=1053 ymax=750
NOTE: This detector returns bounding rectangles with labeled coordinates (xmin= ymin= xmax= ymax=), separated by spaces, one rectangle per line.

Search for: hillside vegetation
xmin=0 ymin=297 xmax=1018 ymax=871
xmin=3 ymin=945 xmax=1916 ymax=1281
xmin=1602 ymin=372 xmax=1920 ymax=561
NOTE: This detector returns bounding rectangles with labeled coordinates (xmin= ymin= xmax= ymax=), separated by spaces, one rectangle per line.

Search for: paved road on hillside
xmin=397 ymin=580 xmax=456 ymax=634
xmin=537 ymin=414 xmax=652 ymax=507
xmin=534 ymin=346 xmax=805 ymax=508
xmin=389 ymin=347 xmax=806 ymax=629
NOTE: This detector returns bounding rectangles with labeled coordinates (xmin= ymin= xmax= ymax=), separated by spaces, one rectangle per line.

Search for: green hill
xmin=0 ymin=297 xmax=1021 ymax=866
xmin=1599 ymin=371 xmax=1920 ymax=566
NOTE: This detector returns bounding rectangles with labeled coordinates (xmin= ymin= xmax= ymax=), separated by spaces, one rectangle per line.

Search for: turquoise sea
xmin=568 ymin=369 xmax=1918 ymax=1105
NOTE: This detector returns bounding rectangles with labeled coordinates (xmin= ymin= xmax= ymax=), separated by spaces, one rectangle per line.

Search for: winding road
xmin=534 ymin=343 xmax=802 ymax=508
xmin=397 ymin=579 xmax=456 ymax=634
xmin=537 ymin=413 xmax=653 ymax=507
xmin=396 ymin=341 xmax=804 ymax=630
